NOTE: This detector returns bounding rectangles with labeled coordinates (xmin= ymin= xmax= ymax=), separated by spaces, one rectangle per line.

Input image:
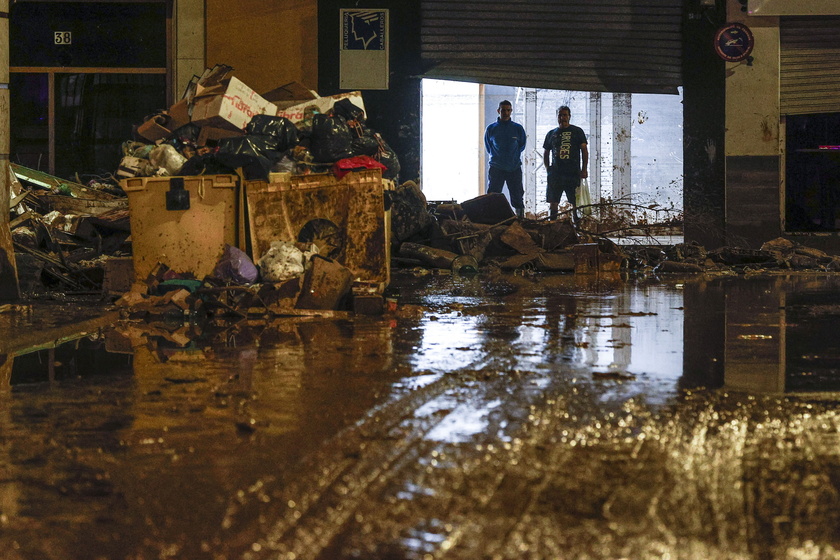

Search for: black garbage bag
xmin=350 ymin=132 xmax=380 ymax=157
xmin=180 ymin=151 xmax=238 ymax=176
xmin=168 ymin=122 xmax=201 ymax=145
xmin=373 ymin=132 xmax=401 ymax=181
xmin=217 ymin=135 xmax=282 ymax=180
xmin=246 ymin=115 xmax=299 ymax=152
xmin=310 ymin=113 xmax=353 ymax=163
xmin=344 ymin=118 xmax=378 ymax=156
xmin=333 ymin=98 xmax=366 ymax=123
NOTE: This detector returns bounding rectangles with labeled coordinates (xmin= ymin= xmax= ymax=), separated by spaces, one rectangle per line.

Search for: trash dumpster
xmin=121 ymin=174 xmax=239 ymax=281
xmin=246 ymin=169 xmax=391 ymax=285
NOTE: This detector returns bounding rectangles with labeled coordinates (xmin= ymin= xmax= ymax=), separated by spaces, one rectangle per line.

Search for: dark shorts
xmin=546 ymin=168 xmax=580 ymax=204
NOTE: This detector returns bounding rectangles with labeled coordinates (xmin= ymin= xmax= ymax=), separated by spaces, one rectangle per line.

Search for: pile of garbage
xmin=115 ymin=243 xmax=386 ymax=320
xmin=4 ymin=64 xmax=404 ymax=298
xmin=388 ymin=187 xmax=624 ymax=275
xmin=388 ymin=184 xmax=840 ymax=277
xmin=7 ymin=163 xmax=131 ymax=296
xmin=624 ymin=236 xmax=840 ymax=274
xmin=121 ymin=64 xmax=400 ymax=182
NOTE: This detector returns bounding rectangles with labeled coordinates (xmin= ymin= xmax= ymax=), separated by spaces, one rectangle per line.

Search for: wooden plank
xmin=11 ymin=163 xmax=119 ymax=200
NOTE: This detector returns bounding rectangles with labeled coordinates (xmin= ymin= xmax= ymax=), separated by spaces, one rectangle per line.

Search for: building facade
xmin=5 ymin=0 xmax=840 ymax=251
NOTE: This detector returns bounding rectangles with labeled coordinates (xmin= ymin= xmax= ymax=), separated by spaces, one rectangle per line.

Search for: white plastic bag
xmin=576 ymin=178 xmax=592 ymax=216
xmin=258 ymin=241 xmax=306 ymax=282
xmin=257 ymin=240 xmax=320 ymax=282
xmin=149 ymin=144 xmax=187 ymax=176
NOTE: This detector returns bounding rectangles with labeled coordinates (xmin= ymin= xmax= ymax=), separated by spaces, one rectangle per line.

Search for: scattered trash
xmin=124 ymin=65 xmax=400 ymax=182
xmin=7 ymin=62 xmax=840 ymax=307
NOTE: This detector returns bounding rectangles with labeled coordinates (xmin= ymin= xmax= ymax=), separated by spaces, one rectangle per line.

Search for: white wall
xmin=421 ymin=79 xmax=481 ymax=203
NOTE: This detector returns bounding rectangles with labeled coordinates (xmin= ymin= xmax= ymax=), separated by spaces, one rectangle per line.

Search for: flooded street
xmin=2 ymin=272 xmax=840 ymax=559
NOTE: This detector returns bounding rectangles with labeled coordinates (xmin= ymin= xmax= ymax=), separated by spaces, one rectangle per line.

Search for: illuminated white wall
xmin=421 ymin=79 xmax=481 ymax=203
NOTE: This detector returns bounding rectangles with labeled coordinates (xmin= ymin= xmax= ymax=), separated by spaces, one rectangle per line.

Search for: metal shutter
xmin=780 ymin=17 xmax=840 ymax=115
xmin=420 ymin=0 xmax=682 ymax=94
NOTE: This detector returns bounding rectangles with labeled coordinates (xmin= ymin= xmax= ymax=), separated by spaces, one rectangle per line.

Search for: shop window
xmin=9 ymin=1 xmax=168 ymax=179
xmin=785 ymin=113 xmax=840 ymax=232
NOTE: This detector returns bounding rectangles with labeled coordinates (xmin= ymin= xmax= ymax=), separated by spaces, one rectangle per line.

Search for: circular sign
xmin=714 ymin=22 xmax=754 ymax=62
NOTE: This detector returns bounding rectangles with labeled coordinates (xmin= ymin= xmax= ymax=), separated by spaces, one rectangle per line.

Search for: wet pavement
xmin=2 ymin=271 xmax=840 ymax=559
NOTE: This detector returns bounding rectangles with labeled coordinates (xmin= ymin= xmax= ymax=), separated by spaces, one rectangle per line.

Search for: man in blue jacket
xmin=484 ymin=100 xmax=527 ymax=219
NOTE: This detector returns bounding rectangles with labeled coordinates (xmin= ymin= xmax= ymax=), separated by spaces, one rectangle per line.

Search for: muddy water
xmin=1 ymin=273 xmax=840 ymax=559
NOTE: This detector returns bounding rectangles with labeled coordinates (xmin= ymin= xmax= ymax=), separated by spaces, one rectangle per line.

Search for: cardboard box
xmin=261 ymin=81 xmax=318 ymax=108
xmin=136 ymin=116 xmax=172 ymax=142
xmin=276 ymin=91 xmax=366 ymax=124
xmin=195 ymin=64 xmax=234 ymax=96
xmin=167 ymin=98 xmax=192 ymax=130
xmin=191 ymin=76 xmax=277 ymax=132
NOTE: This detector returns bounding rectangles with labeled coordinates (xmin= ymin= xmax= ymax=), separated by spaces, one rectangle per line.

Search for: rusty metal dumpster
xmin=245 ymin=169 xmax=391 ymax=285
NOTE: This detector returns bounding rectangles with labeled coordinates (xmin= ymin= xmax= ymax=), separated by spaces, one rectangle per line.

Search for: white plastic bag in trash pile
xmin=258 ymin=241 xmax=320 ymax=282
xmin=149 ymin=144 xmax=187 ymax=176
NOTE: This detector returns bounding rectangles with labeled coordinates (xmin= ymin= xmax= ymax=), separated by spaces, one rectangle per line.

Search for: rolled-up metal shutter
xmin=780 ymin=16 xmax=840 ymax=115
xmin=420 ymin=0 xmax=682 ymax=94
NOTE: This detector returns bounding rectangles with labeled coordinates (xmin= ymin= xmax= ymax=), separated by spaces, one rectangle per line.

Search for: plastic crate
xmin=121 ymin=174 xmax=239 ymax=281
xmin=246 ymin=169 xmax=391 ymax=284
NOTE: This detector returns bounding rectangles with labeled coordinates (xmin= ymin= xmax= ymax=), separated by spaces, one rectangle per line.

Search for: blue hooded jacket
xmin=484 ymin=118 xmax=527 ymax=172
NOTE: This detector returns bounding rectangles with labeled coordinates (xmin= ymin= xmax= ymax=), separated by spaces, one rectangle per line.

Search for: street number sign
xmin=54 ymin=31 xmax=72 ymax=45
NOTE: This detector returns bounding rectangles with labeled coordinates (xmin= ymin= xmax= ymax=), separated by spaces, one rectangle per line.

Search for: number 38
xmin=54 ymin=32 xmax=72 ymax=45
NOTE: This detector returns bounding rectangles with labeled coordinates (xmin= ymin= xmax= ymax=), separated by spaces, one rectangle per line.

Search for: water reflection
xmin=3 ymin=274 xmax=838 ymax=398
xmin=684 ymin=275 xmax=838 ymax=394
xmin=409 ymin=274 xmax=688 ymax=405
xmin=706 ymin=274 xmax=840 ymax=394
xmin=404 ymin=273 xmax=840 ymax=400
xmin=2 ymin=273 xmax=840 ymax=558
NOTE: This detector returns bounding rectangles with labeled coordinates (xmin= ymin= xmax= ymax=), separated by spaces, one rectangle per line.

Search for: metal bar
xmin=48 ymin=73 xmax=55 ymax=175
xmin=10 ymin=67 xmax=167 ymax=74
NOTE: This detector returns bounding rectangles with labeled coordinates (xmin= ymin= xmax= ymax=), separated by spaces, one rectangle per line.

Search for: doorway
xmin=421 ymin=78 xmax=684 ymax=223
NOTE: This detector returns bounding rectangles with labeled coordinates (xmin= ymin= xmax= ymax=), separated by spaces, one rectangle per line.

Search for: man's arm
xmin=542 ymin=130 xmax=553 ymax=170
xmin=518 ymin=124 xmax=527 ymax=154
xmin=580 ymin=143 xmax=589 ymax=179
xmin=484 ymin=126 xmax=493 ymax=155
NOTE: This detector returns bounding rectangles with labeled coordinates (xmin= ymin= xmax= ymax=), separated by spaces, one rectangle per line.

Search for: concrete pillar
xmin=0 ymin=0 xmax=20 ymax=300
xmin=522 ymin=88 xmax=538 ymax=214
xmin=173 ymin=0 xmax=206 ymax=103
xmin=588 ymin=92 xmax=602 ymax=206
xmin=612 ymin=93 xmax=632 ymax=201
xmin=723 ymin=2 xmax=781 ymax=246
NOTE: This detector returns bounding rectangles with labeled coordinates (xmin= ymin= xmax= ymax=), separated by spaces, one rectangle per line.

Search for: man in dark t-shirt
xmin=542 ymin=105 xmax=588 ymax=221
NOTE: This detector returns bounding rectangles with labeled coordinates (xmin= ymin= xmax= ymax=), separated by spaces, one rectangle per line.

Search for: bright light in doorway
xmin=421 ymin=79 xmax=481 ymax=203
xmin=420 ymin=78 xmax=684 ymax=228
